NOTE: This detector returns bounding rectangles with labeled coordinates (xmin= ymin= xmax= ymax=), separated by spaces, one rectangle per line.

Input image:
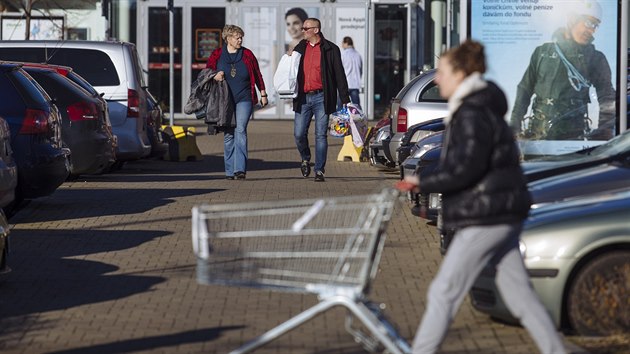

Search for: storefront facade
xmin=132 ymin=0 xmax=461 ymax=120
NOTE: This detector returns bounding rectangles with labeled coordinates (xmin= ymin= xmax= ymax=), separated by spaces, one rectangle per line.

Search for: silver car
xmin=470 ymin=190 xmax=630 ymax=335
xmin=384 ymin=69 xmax=447 ymax=167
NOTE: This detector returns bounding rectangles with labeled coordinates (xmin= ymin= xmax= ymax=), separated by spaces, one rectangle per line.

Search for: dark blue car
xmin=0 ymin=63 xmax=69 ymax=205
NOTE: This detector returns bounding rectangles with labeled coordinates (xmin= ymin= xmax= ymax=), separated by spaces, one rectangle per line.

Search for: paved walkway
xmin=0 ymin=120 xmax=583 ymax=354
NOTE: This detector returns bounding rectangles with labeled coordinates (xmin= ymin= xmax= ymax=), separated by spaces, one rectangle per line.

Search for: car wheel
xmin=66 ymin=174 xmax=80 ymax=181
xmin=567 ymin=250 xmax=630 ymax=335
xmin=109 ymin=160 xmax=125 ymax=172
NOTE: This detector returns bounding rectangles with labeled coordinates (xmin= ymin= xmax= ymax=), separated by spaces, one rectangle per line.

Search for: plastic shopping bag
xmin=347 ymin=103 xmax=367 ymax=147
xmin=273 ymin=53 xmax=301 ymax=99
xmin=329 ymin=107 xmax=351 ymax=137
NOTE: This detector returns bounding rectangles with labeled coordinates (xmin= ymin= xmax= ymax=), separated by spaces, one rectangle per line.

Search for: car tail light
xmin=67 ymin=101 xmax=98 ymax=121
xmin=127 ymin=89 xmax=140 ymax=118
xmin=55 ymin=68 xmax=69 ymax=76
xmin=397 ymin=107 xmax=408 ymax=133
xmin=19 ymin=108 xmax=50 ymax=134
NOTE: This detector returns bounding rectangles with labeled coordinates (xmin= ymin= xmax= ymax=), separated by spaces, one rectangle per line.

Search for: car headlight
xmin=375 ymin=127 xmax=390 ymax=143
xmin=410 ymin=130 xmax=434 ymax=144
xmin=411 ymin=143 xmax=439 ymax=159
xmin=519 ymin=240 xmax=527 ymax=258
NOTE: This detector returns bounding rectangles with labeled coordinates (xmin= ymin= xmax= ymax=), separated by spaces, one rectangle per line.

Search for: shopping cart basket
xmin=192 ymin=188 xmax=411 ymax=354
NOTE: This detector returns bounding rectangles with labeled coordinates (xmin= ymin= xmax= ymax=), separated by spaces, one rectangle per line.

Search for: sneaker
xmin=314 ymin=170 xmax=325 ymax=182
xmin=225 ymin=175 xmax=235 ymax=180
xmin=300 ymin=161 xmax=311 ymax=178
xmin=234 ymin=171 xmax=246 ymax=180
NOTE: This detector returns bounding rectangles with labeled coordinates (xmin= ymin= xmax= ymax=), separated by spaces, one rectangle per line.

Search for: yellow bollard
xmin=161 ymin=125 xmax=203 ymax=161
xmin=337 ymin=135 xmax=362 ymax=162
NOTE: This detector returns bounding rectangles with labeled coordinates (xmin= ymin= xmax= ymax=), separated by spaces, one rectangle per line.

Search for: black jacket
xmin=292 ymin=34 xmax=350 ymax=115
xmin=422 ymin=80 xmax=532 ymax=229
xmin=184 ymin=68 xmax=235 ymax=134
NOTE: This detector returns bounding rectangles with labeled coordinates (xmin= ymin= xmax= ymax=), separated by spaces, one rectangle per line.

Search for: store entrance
xmin=139 ymin=4 xmax=226 ymax=117
xmin=373 ymin=4 xmax=407 ymax=121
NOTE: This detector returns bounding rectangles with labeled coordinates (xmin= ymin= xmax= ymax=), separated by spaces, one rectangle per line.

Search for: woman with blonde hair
xmin=396 ymin=40 xmax=566 ymax=354
xmin=206 ymin=24 xmax=267 ymax=180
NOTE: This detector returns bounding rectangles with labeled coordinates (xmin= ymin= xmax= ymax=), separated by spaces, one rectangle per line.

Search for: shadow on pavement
xmin=11 ymin=188 xmax=222 ymax=223
xmin=46 ymin=327 xmax=245 ymax=354
xmin=0 ymin=229 xmax=168 ymax=335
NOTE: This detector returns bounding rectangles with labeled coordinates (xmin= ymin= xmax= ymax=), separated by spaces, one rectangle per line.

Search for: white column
xmin=431 ymin=0 xmax=446 ymax=68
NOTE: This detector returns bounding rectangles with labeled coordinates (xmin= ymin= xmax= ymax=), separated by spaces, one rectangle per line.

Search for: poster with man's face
xmin=469 ymin=0 xmax=620 ymax=157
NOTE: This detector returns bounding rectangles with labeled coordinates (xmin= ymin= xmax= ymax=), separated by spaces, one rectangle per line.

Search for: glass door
xmin=373 ymin=4 xmax=407 ymax=121
xmin=146 ymin=6 xmax=183 ymax=115
xmin=189 ymin=7 xmax=227 ymax=95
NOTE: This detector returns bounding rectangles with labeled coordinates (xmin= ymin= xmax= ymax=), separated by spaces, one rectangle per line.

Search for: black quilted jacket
xmin=421 ymin=81 xmax=532 ymax=229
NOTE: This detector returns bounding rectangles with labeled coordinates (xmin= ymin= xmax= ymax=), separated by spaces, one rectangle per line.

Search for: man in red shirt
xmin=291 ymin=18 xmax=349 ymax=182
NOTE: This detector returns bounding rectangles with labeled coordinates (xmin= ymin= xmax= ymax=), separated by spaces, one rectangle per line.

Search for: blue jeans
xmin=294 ymin=92 xmax=328 ymax=173
xmin=337 ymin=89 xmax=361 ymax=111
xmin=224 ymin=101 xmax=252 ymax=176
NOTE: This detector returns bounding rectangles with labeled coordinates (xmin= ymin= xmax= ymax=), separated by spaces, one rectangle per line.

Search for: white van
xmin=0 ymin=41 xmax=152 ymax=162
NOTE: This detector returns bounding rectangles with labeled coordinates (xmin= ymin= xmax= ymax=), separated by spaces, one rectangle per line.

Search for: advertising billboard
xmin=468 ymin=0 xmax=623 ymax=157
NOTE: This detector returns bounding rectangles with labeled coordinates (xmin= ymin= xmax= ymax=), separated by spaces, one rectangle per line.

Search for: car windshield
xmin=587 ymin=129 xmax=630 ymax=156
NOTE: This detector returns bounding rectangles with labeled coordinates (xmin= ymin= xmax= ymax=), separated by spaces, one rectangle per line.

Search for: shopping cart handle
xmin=291 ymin=200 xmax=326 ymax=232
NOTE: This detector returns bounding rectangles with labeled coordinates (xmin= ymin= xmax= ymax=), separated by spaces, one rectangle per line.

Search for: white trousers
xmin=412 ymin=223 xmax=566 ymax=354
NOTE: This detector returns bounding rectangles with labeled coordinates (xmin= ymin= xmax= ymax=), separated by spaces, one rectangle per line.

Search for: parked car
xmin=22 ymin=65 xmax=115 ymax=177
xmin=145 ymin=90 xmax=168 ymax=158
xmin=0 ymin=116 xmax=17 ymax=209
xmin=529 ymin=159 xmax=630 ymax=209
xmin=368 ymin=125 xmax=393 ymax=168
xmin=396 ymin=118 xmax=445 ymax=167
xmin=0 ymin=41 xmax=152 ymax=163
xmin=522 ymin=128 xmax=630 ymax=182
xmin=0 ymin=208 xmax=10 ymax=274
xmin=37 ymin=63 xmax=117 ymax=168
xmin=400 ymin=131 xmax=444 ymax=220
xmin=0 ymin=62 xmax=69 ymax=206
xmin=427 ymin=128 xmax=630 ymax=252
xmin=469 ymin=189 xmax=630 ymax=336
xmin=383 ymin=70 xmax=447 ymax=167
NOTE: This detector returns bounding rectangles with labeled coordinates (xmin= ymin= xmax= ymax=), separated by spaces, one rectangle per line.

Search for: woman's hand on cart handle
xmin=394 ymin=176 xmax=420 ymax=193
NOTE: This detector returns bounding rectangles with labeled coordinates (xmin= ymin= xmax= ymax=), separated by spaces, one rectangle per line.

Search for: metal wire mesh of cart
xmin=191 ymin=188 xmax=411 ymax=354
xmin=192 ymin=188 xmax=398 ymax=294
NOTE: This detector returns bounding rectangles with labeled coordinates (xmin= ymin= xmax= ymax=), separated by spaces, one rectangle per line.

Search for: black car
xmin=0 ymin=62 xmax=69 ymax=205
xmin=522 ymin=129 xmax=630 ymax=182
xmin=396 ymin=118 xmax=444 ymax=169
xmin=528 ymin=158 xmax=630 ymax=209
xmin=400 ymin=131 xmax=444 ymax=220
xmin=23 ymin=65 xmax=114 ymax=177
xmin=0 ymin=208 xmax=9 ymax=274
xmin=48 ymin=64 xmax=117 ymax=169
xmin=145 ymin=89 xmax=168 ymax=158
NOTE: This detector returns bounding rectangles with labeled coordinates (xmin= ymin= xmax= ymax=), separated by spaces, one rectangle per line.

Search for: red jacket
xmin=206 ymin=46 xmax=266 ymax=105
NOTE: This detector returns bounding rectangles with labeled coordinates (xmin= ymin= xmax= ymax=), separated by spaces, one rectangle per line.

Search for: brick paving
xmin=0 ymin=119 xmax=585 ymax=354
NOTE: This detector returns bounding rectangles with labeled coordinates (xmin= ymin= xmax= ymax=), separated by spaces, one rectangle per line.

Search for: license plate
xmin=429 ymin=193 xmax=441 ymax=209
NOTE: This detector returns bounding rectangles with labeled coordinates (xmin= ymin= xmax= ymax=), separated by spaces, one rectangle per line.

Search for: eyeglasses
xmin=301 ymin=27 xmax=317 ymax=32
xmin=582 ymin=18 xmax=600 ymax=30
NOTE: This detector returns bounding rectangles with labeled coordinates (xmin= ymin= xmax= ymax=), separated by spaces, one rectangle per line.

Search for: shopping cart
xmin=191 ymin=188 xmax=411 ymax=354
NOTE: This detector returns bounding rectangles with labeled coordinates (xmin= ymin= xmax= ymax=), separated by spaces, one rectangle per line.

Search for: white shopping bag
xmin=273 ymin=53 xmax=301 ymax=99
xmin=347 ymin=103 xmax=367 ymax=147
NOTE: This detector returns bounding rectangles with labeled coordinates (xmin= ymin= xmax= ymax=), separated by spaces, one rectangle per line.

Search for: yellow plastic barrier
xmin=337 ymin=135 xmax=362 ymax=162
xmin=161 ymin=125 xmax=202 ymax=162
